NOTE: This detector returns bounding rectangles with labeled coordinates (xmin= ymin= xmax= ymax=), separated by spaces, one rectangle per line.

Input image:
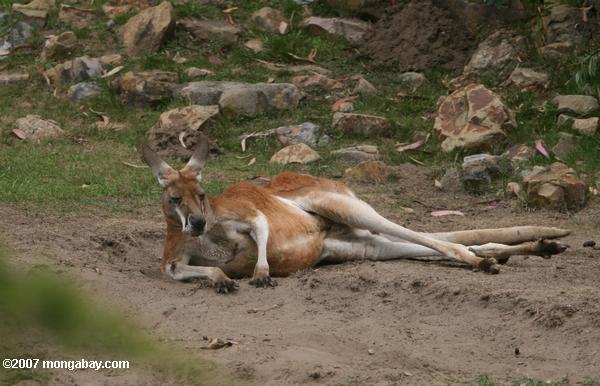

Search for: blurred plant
xmin=574 ymin=48 xmax=600 ymax=98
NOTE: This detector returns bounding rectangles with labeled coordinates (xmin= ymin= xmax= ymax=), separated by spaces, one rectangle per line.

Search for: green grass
xmin=0 ymin=246 xmax=240 ymax=385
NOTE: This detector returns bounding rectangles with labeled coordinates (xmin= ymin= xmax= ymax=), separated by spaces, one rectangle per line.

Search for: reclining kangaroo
xmin=143 ymin=135 xmax=570 ymax=293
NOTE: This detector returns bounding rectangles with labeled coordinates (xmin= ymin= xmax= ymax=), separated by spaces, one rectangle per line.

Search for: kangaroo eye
xmin=169 ymin=196 xmax=182 ymax=205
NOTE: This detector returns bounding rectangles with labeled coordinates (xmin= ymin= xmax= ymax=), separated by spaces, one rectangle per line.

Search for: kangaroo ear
xmin=182 ymin=133 xmax=209 ymax=180
xmin=142 ymin=145 xmax=176 ymax=188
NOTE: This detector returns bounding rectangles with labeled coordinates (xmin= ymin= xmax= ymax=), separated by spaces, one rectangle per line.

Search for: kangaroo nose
xmin=189 ymin=217 xmax=206 ymax=233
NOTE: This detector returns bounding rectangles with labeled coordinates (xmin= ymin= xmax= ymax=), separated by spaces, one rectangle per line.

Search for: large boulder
xmin=463 ymin=30 xmax=527 ymax=79
xmin=551 ymin=95 xmax=599 ymax=116
xmin=434 ymin=83 xmax=516 ymax=152
xmin=332 ymin=113 xmax=389 ymax=137
xmin=174 ymin=81 xmax=302 ymax=117
xmin=302 ymin=16 xmax=371 ymax=46
xmin=178 ymin=18 xmax=241 ymax=46
xmin=522 ymin=163 xmax=587 ymax=211
xmin=119 ymin=2 xmax=175 ymax=55
xmin=146 ymin=105 xmax=220 ymax=159
xmin=112 ymin=70 xmax=177 ymax=107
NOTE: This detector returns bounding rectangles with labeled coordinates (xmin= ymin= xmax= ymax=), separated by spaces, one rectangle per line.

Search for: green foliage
xmin=574 ymin=47 xmax=600 ymax=98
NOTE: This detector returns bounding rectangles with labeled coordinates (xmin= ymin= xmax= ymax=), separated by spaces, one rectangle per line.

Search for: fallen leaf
xmin=207 ymin=55 xmax=222 ymax=66
xmin=278 ymin=21 xmax=288 ymax=34
xmin=222 ymin=6 xmax=238 ymax=13
xmin=396 ymin=139 xmax=424 ymax=152
xmin=408 ymin=156 xmax=425 ymax=165
xmin=434 ymin=179 xmax=442 ymax=189
xmin=101 ymin=65 xmax=124 ymax=78
xmin=535 ymin=140 xmax=550 ymax=159
xmin=331 ymin=96 xmax=358 ymax=111
xmin=122 ymin=161 xmax=148 ymax=169
xmin=307 ymin=48 xmax=317 ymax=62
xmin=178 ymin=131 xmax=188 ymax=148
xmin=247 ymin=157 xmax=256 ymax=166
xmin=12 ymin=129 xmax=28 ymax=139
xmin=431 ymin=210 xmax=465 ymax=217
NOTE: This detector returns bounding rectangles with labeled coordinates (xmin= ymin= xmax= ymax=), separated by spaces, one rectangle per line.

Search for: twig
xmin=122 ymin=161 xmax=148 ymax=169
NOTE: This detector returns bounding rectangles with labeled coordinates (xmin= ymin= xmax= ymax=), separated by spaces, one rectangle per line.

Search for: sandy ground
xmin=2 ymin=164 xmax=600 ymax=385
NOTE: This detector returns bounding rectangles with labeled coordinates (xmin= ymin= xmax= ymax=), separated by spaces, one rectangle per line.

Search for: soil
xmin=360 ymin=1 xmax=476 ymax=72
xmin=2 ymin=163 xmax=600 ymax=385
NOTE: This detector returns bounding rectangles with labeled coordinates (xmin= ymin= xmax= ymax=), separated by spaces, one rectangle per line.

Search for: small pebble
xmin=583 ymin=240 xmax=596 ymax=248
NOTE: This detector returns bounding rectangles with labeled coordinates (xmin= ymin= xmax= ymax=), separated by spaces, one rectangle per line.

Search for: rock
xmin=274 ymin=122 xmax=319 ymax=147
xmin=539 ymin=41 xmax=573 ymax=60
xmin=352 ymin=76 xmax=377 ymax=95
xmin=178 ymin=18 xmax=241 ymax=46
xmin=15 ymin=115 xmax=64 ymax=141
xmin=508 ymin=67 xmax=550 ymax=89
xmin=146 ymin=105 xmax=220 ymax=159
xmin=439 ymin=168 xmax=462 ymax=193
xmin=398 ymin=72 xmax=426 ymax=91
xmin=522 ymin=162 xmax=587 ymax=211
xmin=175 ymin=81 xmax=302 ymax=117
xmin=302 ymin=16 xmax=371 ymax=46
xmin=503 ymin=144 xmax=533 ymax=163
xmin=102 ymin=0 xmax=154 ymax=18
xmin=67 ymin=82 xmax=102 ymax=101
xmin=443 ymin=72 xmax=479 ymax=93
xmin=461 ymin=154 xmax=503 ymax=194
xmin=332 ymin=113 xmax=389 ymax=137
xmin=317 ymin=134 xmax=331 ymax=147
xmin=41 ymin=31 xmax=78 ymax=60
xmin=0 ymin=72 xmax=29 ymax=84
xmin=12 ymin=0 xmax=55 ymax=19
xmin=338 ymin=102 xmax=354 ymax=113
xmin=112 ymin=70 xmax=177 ymax=107
xmin=0 ymin=18 xmax=33 ymax=56
xmin=244 ymin=39 xmax=264 ymax=53
xmin=572 ymin=117 xmax=598 ymax=136
xmin=551 ymin=95 xmax=599 ymax=116
xmin=551 ymin=132 xmax=575 ymax=159
xmin=45 ymin=56 xmax=104 ymax=88
xmin=506 ymin=182 xmax=522 ymax=197
xmin=119 ymin=2 xmax=175 ymax=56
xmin=270 ymin=143 xmax=320 ymax=164
xmin=58 ymin=4 xmax=96 ymax=29
xmin=557 ymin=114 xmax=574 ymax=126
xmin=345 ymin=161 xmax=388 ymax=183
xmin=464 ymin=30 xmax=526 ymax=79
xmin=434 ymin=83 xmax=516 ymax=152
xmin=185 ymin=67 xmax=214 ymax=78
xmin=540 ymin=4 xmax=582 ymax=47
xmin=98 ymin=53 xmax=123 ymax=67
xmin=251 ymin=7 xmax=288 ymax=34
xmin=331 ymin=145 xmax=380 ymax=163
xmin=258 ymin=62 xmax=330 ymax=75
xmin=291 ymin=73 xmax=343 ymax=91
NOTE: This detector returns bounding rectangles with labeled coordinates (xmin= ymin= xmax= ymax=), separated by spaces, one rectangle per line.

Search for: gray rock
xmin=15 ymin=115 xmax=64 ymax=141
xmin=175 ymin=81 xmax=302 ymax=117
xmin=508 ymin=67 xmax=550 ymax=89
xmin=551 ymin=132 xmax=575 ymax=158
xmin=439 ymin=168 xmax=462 ymax=193
xmin=540 ymin=4 xmax=582 ymax=46
xmin=67 ymin=82 xmax=102 ymax=101
xmin=45 ymin=56 xmax=104 ymax=88
xmin=302 ymin=16 xmax=371 ymax=46
xmin=352 ymin=76 xmax=378 ymax=95
xmin=572 ymin=117 xmax=598 ymax=136
xmin=332 ymin=113 xmax=389 ymax=137
xmin=539 ymin=41 xmax=573 ymax=60
xmin=317 ymin=134 xmax=331 ymax=147
xmin=331 ymin=145 xmax=380 ymax=163
xmin=0 ymin=18 xmax=33 ymax=57
xmin=178 ymin=18 xmax=241 ymax=46
xmin=291 ymin=73 xmax=344 ymax=91
xmin=552 ymin=95 xmax=599 ymax=116
xmin=461 ymin=154 xmax=504 ymax=194
xmin=274 ymin=122 xmax=319 ymax=147
xmin=557 ymin=114 xmax=574 ymax=126
xmin=464 ymin=30 xmax=527 ymax=79
xmin=398 ymin=72 xmax=426 ymax=91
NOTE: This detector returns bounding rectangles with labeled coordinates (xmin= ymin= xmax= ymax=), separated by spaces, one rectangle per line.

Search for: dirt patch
xmin=360 ymin=0 xmax=476 ymax=72
xmin=2 ymin=164 xmax=600 ymax=384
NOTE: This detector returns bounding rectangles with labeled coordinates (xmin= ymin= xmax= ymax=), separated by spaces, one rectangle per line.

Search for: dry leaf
xmin=247 ymin=157 xmax=256 ymax=166
xmin=207 ymin=55 xmax=222 ymax=66
xmin=12 ymin=129 xmax=28 ymax=139
xmin=396 ymin=139 xmax=424 ymax=152
xmin=178 ymin=131 xmax=188 ymax=148
xmin=535 ymin=140 xmax=550 ymax=159
xmin=434 ymin=179 xmax=442 ymax=189
xmin=431 ymin=210 xmax=465 ymax=217
xmin=278 ymin=21 xmax=288 ymax=34
xmin=101 ymin=65 xmax=124 ymax=78
xmin=223 ymin=6 xmax=238 ymax=13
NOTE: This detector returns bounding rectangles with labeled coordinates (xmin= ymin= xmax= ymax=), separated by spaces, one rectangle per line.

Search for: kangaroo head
xmin=143 ymin=135 xmax=211 ymax=237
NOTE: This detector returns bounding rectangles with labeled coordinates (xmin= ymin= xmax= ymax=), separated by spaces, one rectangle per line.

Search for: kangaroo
xmin=142 ymin=135 xmax=570 ymax=293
